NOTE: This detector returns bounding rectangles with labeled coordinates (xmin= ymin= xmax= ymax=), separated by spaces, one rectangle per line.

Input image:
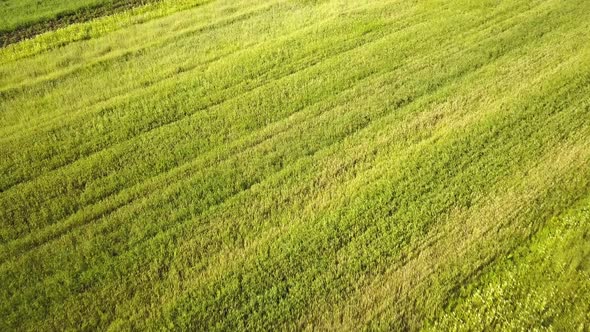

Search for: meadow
xmin=1 ymin=0 xmax=589 ymax=330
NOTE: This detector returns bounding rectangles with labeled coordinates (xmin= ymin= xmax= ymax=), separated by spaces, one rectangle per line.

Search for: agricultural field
xmin=1 ymin=0 xmax=589 ymax=330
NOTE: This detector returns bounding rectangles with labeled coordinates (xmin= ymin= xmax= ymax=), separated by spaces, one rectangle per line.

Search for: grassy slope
xmin=1 ymin=0 xmax=589 ymax=330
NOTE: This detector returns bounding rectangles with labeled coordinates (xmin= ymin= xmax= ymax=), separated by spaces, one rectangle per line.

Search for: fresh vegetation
xmin=1 ymin=0 xmax=589 ymax=330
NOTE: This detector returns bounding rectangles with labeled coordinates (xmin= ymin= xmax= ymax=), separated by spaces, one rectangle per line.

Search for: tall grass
xmin=1 ymin=0 xmax=589 ymax=330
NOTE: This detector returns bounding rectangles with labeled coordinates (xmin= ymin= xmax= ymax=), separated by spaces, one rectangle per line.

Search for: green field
xmin=1 ymin=0 xmax=590 ymax=330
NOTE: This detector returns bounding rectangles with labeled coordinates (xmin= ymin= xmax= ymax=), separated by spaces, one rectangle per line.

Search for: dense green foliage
xmin=1 ymin=0 xmax=589 ymax=330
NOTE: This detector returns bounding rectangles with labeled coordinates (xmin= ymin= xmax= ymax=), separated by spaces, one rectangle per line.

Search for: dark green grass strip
xmin=0 ymin=0 xmax=164 ymax=47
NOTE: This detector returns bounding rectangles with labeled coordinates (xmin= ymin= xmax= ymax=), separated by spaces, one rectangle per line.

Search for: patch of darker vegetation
xmin=0 ymin=0 xmax=163 ymax=47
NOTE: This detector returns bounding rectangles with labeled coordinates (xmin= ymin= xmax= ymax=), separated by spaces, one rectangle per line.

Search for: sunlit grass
xmin=1 ymin=0 xmax=589 ymax=330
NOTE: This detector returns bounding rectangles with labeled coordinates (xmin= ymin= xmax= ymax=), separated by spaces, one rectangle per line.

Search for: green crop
xmin=1 ymin=0 xmax=589 ymax=330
